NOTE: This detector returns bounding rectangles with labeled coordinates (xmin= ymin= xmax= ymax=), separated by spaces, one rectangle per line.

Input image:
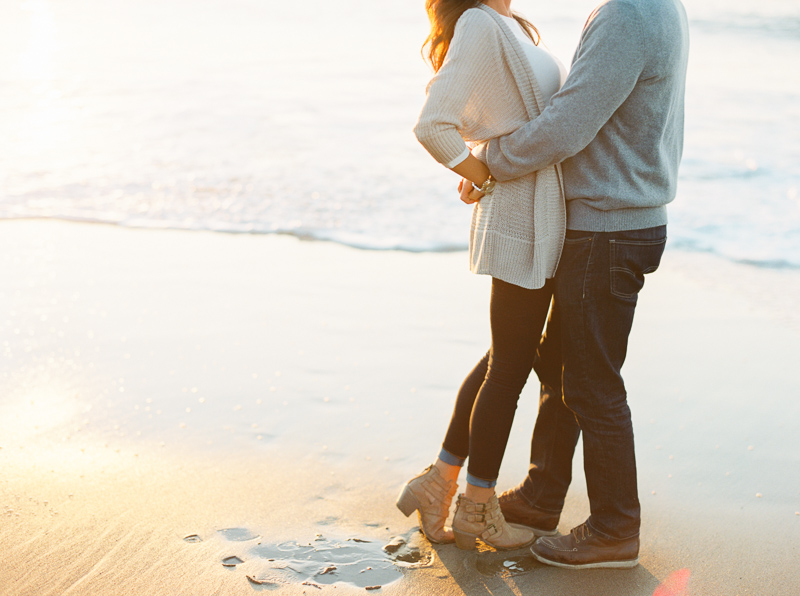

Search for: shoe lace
xmin=571 ymin=523 xmax=592 ymax=543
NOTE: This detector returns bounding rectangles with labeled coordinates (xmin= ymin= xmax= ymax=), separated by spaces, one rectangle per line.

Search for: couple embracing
xmin=396 ymin=0 xmax=689 ymax=569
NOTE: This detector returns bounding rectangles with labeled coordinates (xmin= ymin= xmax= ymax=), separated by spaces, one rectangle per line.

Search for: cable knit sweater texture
xmin=413 ymin=5 xmax=565 ymax=290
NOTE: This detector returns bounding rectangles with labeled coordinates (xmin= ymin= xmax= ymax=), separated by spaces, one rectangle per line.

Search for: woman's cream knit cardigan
xmin=414 ymin=5 xmax=565 ymax=290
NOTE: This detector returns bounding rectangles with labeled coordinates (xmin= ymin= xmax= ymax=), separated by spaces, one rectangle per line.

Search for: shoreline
xmin=1 ymin=220 xmax=798 ymax=595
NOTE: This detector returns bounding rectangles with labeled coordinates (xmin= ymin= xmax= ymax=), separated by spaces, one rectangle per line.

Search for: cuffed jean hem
xmin=438 ymin=448 xmax=466 ymax=467
xmin=466 ymin=473 xmax=497 ymax=488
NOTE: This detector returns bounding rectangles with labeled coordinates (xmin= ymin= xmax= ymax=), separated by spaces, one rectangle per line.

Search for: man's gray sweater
xmin=481 ymin=0 xmax=690 ymax=232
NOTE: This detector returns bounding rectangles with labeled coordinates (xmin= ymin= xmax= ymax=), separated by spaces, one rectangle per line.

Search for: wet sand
xmin=1 ymin=220 xmax=798 ymax=595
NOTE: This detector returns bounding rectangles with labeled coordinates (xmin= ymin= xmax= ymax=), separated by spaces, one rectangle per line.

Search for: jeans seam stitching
xmin=581 ymin=234 xmax=596 ymax=300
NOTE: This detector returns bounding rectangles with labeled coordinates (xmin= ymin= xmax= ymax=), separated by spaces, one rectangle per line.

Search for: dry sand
xmin=1 ymin=220 xmax=798 ymax=595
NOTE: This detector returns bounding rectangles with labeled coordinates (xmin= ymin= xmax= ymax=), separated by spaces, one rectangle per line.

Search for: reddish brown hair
xmin=423 ymin=0 xmax=540 ymax=72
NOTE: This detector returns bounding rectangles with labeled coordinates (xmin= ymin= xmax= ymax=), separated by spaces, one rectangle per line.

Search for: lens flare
xmin=653 ymin=568 xmax=691 ymax=596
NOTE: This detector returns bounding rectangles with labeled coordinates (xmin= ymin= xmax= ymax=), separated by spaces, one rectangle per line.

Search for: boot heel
xmin=395 ymin=485 xmax=419 ymax=517
xmin=453 ymin=530 xmax=477 ymax=550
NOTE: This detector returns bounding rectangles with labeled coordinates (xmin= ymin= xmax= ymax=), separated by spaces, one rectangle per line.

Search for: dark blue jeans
xmin=519 ymin=226 xmax=667 ymax=540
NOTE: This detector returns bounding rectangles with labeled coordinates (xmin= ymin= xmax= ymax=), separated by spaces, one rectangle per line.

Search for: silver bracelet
xmin=471 ymin=175 xmax=496 ymax=195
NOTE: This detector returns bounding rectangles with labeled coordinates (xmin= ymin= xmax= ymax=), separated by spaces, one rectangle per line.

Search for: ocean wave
xmin=0 ymin=215 xmax=469 ymax=254
xmin=6 ymin=215 xmax=800 ymax=272
xmin=667 ymin=236 xmax=800 ymax=270
xmin=678 ymin=160 xmax=770 ymax=181
xmin=690 ymin=16 xmax=800 ymax=40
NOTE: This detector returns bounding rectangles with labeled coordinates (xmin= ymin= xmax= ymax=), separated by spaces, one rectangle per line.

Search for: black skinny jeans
xmin=441 ymin=277 xmax=553 ymax=487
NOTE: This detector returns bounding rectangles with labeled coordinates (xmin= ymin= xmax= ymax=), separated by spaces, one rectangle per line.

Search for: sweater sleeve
xmin=479 ymin=0 xmax=646 ymax=180
xmin=413 ymin=10 xmax=503 ymax=167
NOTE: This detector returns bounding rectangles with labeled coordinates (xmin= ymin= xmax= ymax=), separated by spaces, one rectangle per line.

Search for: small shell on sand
xmin=222 ymin=556 xmax=244 ymax=567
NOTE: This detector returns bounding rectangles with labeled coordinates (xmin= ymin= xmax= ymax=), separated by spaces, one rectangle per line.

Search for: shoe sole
xmin=531 ymin=548 xmax=639 ymax=569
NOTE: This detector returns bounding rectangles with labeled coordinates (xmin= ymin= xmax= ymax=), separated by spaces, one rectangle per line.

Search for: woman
xmin=395 ymin=0 xmax=567 ymax=550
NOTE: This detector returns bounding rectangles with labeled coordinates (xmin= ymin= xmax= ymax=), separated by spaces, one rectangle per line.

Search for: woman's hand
xmin=451 ymin=153 xmax=491 ymax=204
xmin=458 ymin=178 xmax=484 ymax=204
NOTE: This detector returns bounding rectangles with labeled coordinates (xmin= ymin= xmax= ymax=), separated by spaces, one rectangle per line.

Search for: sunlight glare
xmin=18 ymin=0 xmax=58 ymax=81
xmin=1 ymin=386 xmax=84 ymax=440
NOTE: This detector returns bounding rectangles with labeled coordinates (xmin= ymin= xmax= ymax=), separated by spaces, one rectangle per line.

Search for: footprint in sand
xmin=382 ymin=535 xmax=433 ymax=567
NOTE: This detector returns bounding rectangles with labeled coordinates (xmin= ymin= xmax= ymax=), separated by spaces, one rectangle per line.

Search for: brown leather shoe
xmin=498 ymin=486 xmax=559 ymax=536
xmin=531 ymin=522 xmax=639 ymax=569
xmin=396 ymin=465 xmax=457 ymax=544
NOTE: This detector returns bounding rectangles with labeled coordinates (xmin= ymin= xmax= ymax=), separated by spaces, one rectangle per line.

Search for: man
xmin=463 ymin=0 xmax=689 ymax=569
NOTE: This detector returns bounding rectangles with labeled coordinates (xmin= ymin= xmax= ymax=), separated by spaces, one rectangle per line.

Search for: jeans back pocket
xmin=609 ymin=237 xmax=667 ymax=301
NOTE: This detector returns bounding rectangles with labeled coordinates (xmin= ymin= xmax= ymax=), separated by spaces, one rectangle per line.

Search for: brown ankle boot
xmin=452 ymin=493 xmax=535 ymax=550
xmin=396 ymin=465 xmax=457 ymax=544
xmin=498 ymin=485 xmax=559 ymax=536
